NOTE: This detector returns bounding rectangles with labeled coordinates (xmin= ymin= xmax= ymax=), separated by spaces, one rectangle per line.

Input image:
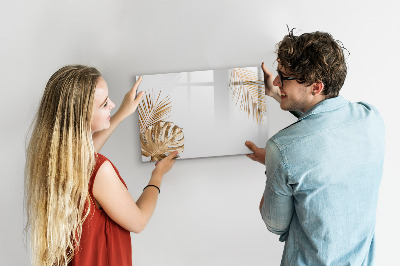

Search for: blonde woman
xmin=25 ymin=65 xmax=178 ymax=266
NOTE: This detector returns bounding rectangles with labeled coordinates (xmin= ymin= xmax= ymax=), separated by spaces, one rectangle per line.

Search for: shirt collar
xmin=298 ymin=95 xmax=350 ymax=121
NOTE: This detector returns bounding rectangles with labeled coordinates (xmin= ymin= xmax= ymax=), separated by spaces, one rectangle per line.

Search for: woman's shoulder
xmin=90 ymin=153 xmax=115 ymax=194
xmin=95 ymin=153 xmax=108 ymax=163
xmin=94 ymin=153 xmax=117 ymax=172
xmin=93 ymin=153 xmax=127 ymax=188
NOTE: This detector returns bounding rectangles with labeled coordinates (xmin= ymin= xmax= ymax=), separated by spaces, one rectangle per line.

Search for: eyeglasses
xmin=277 ymin=70 xmax=297 ymax=86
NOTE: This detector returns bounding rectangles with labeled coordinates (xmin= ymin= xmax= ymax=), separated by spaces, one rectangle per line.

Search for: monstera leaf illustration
xmin=229 ymin=68 xmax=267 ymax=124
xmin=141 ymin=121 xmax=184 ymax=161
xmin=138 ymin=89 xmax=172 ymax=133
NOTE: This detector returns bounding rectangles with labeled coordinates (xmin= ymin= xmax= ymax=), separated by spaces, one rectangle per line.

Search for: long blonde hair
xmin=25 ymin=65 xmax=101 ymax=265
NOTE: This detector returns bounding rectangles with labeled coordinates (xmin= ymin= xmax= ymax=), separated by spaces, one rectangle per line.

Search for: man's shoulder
xmin=344 ymin=101 xmax=385 ymax=132
xmin=351 ymin=101 xmax=383 ymax=118
xmin=269 ymin=98 xmax=384 ymax=149
xmin=268 ymin=121 xmax=305 ymax=150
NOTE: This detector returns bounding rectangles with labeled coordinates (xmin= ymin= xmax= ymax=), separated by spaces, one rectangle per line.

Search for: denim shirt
xmin=260 ymin=96 xmax=385 ymax=266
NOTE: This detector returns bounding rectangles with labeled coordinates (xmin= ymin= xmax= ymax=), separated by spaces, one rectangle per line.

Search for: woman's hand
xmin=92 ymin=77 xmax=144 ymax=152
xmin=115 ymin=76 xmax=144 ymax=120
xmin=152 ymin=151 xmax=178 ymax=178
xmin=262 ymin=62 xmax=282 ymax=103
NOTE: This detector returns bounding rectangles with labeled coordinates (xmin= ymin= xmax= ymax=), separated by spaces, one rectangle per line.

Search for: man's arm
xmin=259 ymin=195 xmax=264 ymax=211
xmin=260 ymin=140 xmax=294 ymax=240
xmin=93 ymin=77 xmax=144 ymax=152
xmin=260 ymin=185 xmax=293 ymax=238
xmin=262 ymin=62 xmax=282 ymax=103
xmin=262 ymin=62 xmax=302 ymax=119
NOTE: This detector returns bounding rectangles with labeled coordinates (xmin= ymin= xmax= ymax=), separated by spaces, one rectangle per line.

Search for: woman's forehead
xmin=94 ymin=78 xmax=108 ymax=102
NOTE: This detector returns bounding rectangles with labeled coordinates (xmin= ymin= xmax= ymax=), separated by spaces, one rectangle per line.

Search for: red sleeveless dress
xmin=69 ymin=153 xmax=132 ymax=266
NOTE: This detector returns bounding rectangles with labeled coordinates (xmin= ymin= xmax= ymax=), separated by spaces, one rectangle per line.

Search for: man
xmin=246 ymin=31 xmax=385 ymax=265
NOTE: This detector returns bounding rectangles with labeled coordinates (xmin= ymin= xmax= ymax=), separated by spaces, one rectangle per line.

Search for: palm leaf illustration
xmin=229 ymin=68 xmax=267 ymax=124
xmin=141 ymin=121 xmax=184 ymax=161
xmin=138 ymin=89 xmax=172 ymax=133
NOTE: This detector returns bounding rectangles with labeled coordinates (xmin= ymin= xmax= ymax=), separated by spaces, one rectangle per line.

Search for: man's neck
xmin=301 ymin=95 xmax=327 ymax=113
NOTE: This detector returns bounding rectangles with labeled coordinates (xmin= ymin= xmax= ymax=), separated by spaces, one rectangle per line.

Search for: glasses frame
xmin=277 ymin=70 xmax=297 ymax=86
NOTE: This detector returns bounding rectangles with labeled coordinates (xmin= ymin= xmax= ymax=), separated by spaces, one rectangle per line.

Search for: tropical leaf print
xmin=138 ymin=89 xmax=172 ymax=133
xmin=141 ymin=121 xmax=184 ymax=161
xmin=229 ymin=68 xmax=267 ymax=124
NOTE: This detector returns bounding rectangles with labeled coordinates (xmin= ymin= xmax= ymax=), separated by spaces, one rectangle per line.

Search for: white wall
xmin=1 ymin=0 xmax=399 ymax=265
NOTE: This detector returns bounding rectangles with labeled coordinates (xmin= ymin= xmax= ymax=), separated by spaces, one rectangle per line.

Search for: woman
xmin=25 ymin=65 xmax=177 ymax=265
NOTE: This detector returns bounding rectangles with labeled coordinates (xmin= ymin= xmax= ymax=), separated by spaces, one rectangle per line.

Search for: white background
xmin=1 ymin=0 xmax=399 ymax=265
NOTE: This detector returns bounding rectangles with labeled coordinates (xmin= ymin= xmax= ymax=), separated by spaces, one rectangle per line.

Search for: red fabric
xmin=69 ymin=153 xmax=132 ymax=266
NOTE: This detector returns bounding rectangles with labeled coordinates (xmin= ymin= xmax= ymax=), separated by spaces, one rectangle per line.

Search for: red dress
xmin=69 ymin=153 xmax=132 ymax=266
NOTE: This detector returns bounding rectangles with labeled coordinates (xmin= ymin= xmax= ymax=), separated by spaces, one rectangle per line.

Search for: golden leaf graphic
xmin=229 ymin=68 xmax=267 ymax=124
xmin=138 ymin=89 xmax=172 ymax=133
xmin=141 ymin=121 xmax=184 ymax=161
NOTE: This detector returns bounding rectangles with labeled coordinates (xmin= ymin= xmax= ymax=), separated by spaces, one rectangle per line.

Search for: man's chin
xmin=279 ymin=103 xmax=290 ymax=111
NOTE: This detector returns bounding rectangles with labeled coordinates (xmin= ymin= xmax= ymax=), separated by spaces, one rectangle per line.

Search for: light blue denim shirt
xmin=261 ymin=96 xmax=385 ymax=266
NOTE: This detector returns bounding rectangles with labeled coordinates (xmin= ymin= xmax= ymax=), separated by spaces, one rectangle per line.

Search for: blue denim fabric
xmin=260 ymin=96 xmax=385 ymax=266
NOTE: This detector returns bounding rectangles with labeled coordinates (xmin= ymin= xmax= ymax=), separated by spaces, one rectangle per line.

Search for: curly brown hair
xmin=277 ymin=30 xmax=348 ymax=98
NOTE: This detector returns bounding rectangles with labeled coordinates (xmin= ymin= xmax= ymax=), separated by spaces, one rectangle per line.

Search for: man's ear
xmin=312 ymin=82 xmax=324 ymax=96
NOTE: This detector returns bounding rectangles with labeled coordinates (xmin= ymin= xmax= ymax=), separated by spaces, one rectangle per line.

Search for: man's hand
xmin=245 ymin=141 xmax=266 ymax=165
xmin=262 ymin=62 xmax=281 ymax=103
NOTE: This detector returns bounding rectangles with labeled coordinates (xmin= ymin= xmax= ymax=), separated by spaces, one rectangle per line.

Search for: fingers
xmin=134 ymin=76 xmax=143 ymax=87
xmin=166 ymin=151 xmax=179 ymax=160
xmin=245 ymin=141 xmax=259 ymax=153
xmin=154 ymin=151 xmax=178 ymax=176
xmin=157 ymin=151 xmax=178 ymax=165
xmin=245 ymin=153 xmax=257 ymax=161
xmin=158 ymin=151 xmax=178 ymax=163
xmin=134 ymin=91 xmax=144 ymax=103
xmin=261 ymin=62 xmax=272 ymax=77
xmin=130 ymin=76 xmax=143 ymax=95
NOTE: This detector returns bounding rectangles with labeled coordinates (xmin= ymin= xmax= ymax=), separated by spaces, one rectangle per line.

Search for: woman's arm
xmin=92 ymin=77 xmax=144 ymax=152
xmin=93 ymin=151 xmax=178 ymax=233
